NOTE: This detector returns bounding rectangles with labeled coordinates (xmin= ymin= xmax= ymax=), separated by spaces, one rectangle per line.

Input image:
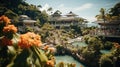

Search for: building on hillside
xmin=90 ymin=20 xmax=120 ymax=37
xmin=17 ymin=15 xmax=39 ymax=33
xmin=48 ymin=11 xmax=87 ymax=29
xmin=97 ymin=20 xmax=120 ymax=36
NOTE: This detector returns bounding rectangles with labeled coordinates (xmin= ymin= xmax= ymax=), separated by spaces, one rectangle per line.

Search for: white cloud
xmin=40 ymin=3 xmax=96 ymax=21
xmin=39 ymin=3 xmax=50 ymax=11
xmin=85 ymin=16 xmax=97 ymax=22
xmin=54 ymin=4 xmax=71 ymax=15
xmin=53 ymin=3 xmax=93 ymax=14
xmin=74 ymin=3 xmax=93 ymax=12
xmin=58 ymin=4 xmax=64 ymax=8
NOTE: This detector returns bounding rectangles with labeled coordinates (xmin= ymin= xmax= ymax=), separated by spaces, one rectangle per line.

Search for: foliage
xmin=96 ymin=2 xmax=120 ymax=21
xmin=0 ymin=15 xmax=55 ymax=67
xmin=25 ymin=26 xmax=34 ymax=32
xmin=99 ymin=53 xmax=113 ymax=67
xmin=0 ymin=0 xmax=48 ymax=25
xmin=56 ymin=62 xmax=76 ymax=67
xmin=70 ymin=25 xmax=82 ymax=36
xmin=104 ymin=41 xmax=113 ymax=50
xmin=99 ymin=42 xmax=120 ymax=67
xmin=110 ymin=2 xmax=120 ymax=16
xmin=39 ymin=23 xmax=55 ymax=42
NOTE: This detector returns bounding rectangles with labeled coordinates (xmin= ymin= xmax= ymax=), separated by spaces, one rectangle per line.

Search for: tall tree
xmin=47 ymin=7 xmax=53 ymax=14
xmin=95 ymin=8 xmax=106 ymax=21
xmin=100 ymin=8 xmax=106 ymax=22
xmin=110 ymin=2 xmax=120 ymax=16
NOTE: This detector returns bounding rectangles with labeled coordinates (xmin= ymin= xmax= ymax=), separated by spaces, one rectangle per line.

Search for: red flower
xmin=0 ymin=37 xmax=13 ymax=46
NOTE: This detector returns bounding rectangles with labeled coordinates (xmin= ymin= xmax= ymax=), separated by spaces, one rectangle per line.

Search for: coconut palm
xmin=47 ymin=7 xmax=53 ymax=14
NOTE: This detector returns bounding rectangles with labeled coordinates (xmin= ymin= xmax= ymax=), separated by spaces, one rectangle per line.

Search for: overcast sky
xmin=25 ymin=0 xmax=120 ymax=22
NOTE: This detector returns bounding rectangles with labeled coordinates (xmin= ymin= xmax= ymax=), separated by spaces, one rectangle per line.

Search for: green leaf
xmin=34 ymin=46 xmax=48 ymax=63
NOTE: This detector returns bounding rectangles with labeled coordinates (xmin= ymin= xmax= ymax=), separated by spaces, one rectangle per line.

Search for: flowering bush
xmin=0 ymin=15 xmax=76 ymax=67
xmin=0 ymin=15 xmax=55 ymax=67
xmin=18 ymin=32 xmax=42 ymax=48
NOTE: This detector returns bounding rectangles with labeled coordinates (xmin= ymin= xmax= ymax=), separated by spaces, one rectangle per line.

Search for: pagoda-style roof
xmin=49 ymin=16 xmax=79 ymax=22
xmin=57 ymin=17 xmax=79 ymax=21
xmin=19 ymin=15 xmax=28 ymax=18
xmin=22 ymin=20 xmax=36 ymax=23
xmin=96 ymin=20 xmax=120 ymax=25
xmin=51 ymin=12 xmax=61 ymax=17
xmin=19 ymin=15 xmax=36 ymax=23
xmin=48 ymin=11 xmax=83 ymax=22
xmin=65 ymin=11 xmax=78 ymax=17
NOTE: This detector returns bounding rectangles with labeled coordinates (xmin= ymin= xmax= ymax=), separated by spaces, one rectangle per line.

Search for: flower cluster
xmin=0 ymin=37 xmax=13 ymax=46
xmin=0 ymin=15 xmax=56 ymax=67
xmin=0 ymin=15 xmax=11 ymax=25
xmin=18 ymin=32 xmax=42 ymax=48
xmin=0 ymin=15 xmax=17 ymax=46
xmin=114 ymin=42 xmax=120 ymax=48
xmin=3 ymin=25 xmax=17 ymax=33
xmin=47 ymin=60 xmax=54 ymax=67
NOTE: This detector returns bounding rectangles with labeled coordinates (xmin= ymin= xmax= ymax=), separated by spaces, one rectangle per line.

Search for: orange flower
xmin=0 ymin=15 xmax=11 ymax=25
xmin=0 ymin=37 xmax=13 ymax=46
xmin=80 ymin=65 xmax=83 ymax=67
xmin=43 ymin=45 xmax=49 ymax=50
xmin=18 ymin=32 xmax=42 ymax=48
xmin=114 ymin=42 xmax=120 ymax=48
xmin=46 ymin=60 xmax=54 ymax=67
xmin=3 ymin=25 xmax=17 ymax=33
xmin=71 ymin=63 xmax=76 ymax=67
xmin=48 ymin=47 xmax=55 ymax=53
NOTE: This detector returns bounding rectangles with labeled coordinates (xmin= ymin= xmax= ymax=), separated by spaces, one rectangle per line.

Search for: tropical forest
xmin=0 ymin=0 xmax=120 ymax=67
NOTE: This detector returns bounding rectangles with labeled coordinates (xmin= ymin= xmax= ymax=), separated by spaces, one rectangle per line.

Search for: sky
xmin=25 ymin=0 xmax=120 ymax=22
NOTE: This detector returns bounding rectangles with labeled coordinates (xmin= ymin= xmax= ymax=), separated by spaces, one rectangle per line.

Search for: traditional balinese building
xmin=96 ymin=20 xmax=120 ymax=36
xmin=49 ymin=11 xmax=86 ymax=29
xmin=89 ymin=20 xmax=120 ymax=43
xmin=17 ymin=15 xmax=38 ymax=33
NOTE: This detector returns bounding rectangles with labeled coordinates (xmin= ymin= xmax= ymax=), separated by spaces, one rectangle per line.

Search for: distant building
xmin=49 ymin=11 xmax=87 ymax=29
xmin=17 ymin=15 xmax=39 ymax=33
xmin=97 ymin=20 xmax=120 ymax=36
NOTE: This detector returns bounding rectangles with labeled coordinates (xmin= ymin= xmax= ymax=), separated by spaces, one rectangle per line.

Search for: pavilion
xmin=49 ymin=11 xmax=86 ymax=29
xmin=96 ymin=20 xmax=120 ymax=36
xmin=17 ymin=15 xmax=38 ymax=33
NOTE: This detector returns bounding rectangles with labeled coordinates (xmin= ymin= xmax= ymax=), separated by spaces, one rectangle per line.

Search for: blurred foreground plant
xmin=0 ymin=15 xmax=55 ymax=67
xmin=0 ymin=15 xmax=77 ymax=67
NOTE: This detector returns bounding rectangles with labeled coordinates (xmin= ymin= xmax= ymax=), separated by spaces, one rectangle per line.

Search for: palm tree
xmin=47 ymin=7 xmax=52 ymax=11
xmin=37 ymin=5 xmax=42 ymax=8
xmin=100 ymin=8 xmax=107 ymax=35
xmin=47 ymin=7 xmax=53 ymax=14
xmin=100 ymin=8 xmax=106 ymax=22
xmin=96 ymin=8 xmax=107 ymax=35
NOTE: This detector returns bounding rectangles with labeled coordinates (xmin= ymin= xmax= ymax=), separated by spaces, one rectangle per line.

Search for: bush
xmin=104 ymin=41 xmax=113 ymax=50
xmin=99 ymin=54 xmax=113 ymax=67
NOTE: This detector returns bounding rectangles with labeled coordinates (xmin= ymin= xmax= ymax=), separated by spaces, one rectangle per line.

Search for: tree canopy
xmin=0 ymin=0 xmax=48 ymax=24
xmin=96 ymin=2 xmax=120 ymax=21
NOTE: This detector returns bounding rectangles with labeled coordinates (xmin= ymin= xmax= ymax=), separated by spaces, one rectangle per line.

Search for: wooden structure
xmin=49 ymin=11 xmax=86 ymax=29
xmin=17 ymin=15 xmax=37 ymax=33
xmin=97 ymin=20 xmax=120 ymax=36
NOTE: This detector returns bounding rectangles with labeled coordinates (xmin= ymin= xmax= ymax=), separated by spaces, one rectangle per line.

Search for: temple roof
xmin=96 ymin=20 xmax=120 ymax=25
xmin=22 ymin=20 xmax=36 ymax=23
xmin=19 ymin=15 xmax=36 ymax=23
xmin=49 ymin=16 xmax=79 ymax=22
xmin=65 ymin=11 xmax=78 ymax=17
xmin=51 ymin=11 xmax=61 ymax=17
